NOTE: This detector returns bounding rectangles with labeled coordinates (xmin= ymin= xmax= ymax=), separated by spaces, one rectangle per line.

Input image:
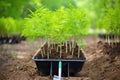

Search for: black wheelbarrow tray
xmin=32 ymin=42 xmax=87 ymax=77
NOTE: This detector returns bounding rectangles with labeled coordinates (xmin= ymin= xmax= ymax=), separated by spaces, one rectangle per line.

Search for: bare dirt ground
xmin=81 ymin=35 xmax=120 ymax=80
xmin=0 ymin=35 xmax=120 ymax=80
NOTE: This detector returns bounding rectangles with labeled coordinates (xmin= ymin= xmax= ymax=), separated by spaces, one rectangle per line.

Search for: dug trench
xmin=0 ymin=36 xmax=120 ymax=80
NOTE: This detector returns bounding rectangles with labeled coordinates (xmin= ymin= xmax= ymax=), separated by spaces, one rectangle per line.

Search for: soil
xmin=0 ymin=35 xmax=120 ymax=80
xmin=81 ymin=36 xmax=120 ymax=80
xmin=35 ymin=42 xmax=85 ymax=59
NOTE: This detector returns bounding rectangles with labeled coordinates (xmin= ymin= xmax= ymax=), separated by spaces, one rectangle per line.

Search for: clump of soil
xmin=81 ymin=41 xmax=120 ymax=80
xmin=35 ymin=42 xmax=85 ymax=60
xmin=97 ymin=41 xmax=120 ymax=59
xmin=0 ymin=40 xmax=41 ymax=80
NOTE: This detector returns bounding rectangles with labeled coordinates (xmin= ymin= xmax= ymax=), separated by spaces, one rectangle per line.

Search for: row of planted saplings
xmin=38 ymin=40 xmax=83 ymax=59
xmin=99 ymin=34 xmax=120 ymax=47
xmin=0 ymin=34 xmax=26 ymax=44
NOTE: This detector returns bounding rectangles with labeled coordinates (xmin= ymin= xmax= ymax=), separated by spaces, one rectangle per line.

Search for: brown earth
xmin=36 ymin=42 xmax=85 ymax=59
xmin=0 ymin=35 xmax=120 ymax=80
xmin=81 ymin=35 xmax=120 ymax=80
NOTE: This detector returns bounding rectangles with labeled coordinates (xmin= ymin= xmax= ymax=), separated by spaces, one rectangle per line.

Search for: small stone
xmin=16 ymin=66 xmax=20 ymax=70
xmin=9 ymin=68 xmax=13 ymax=72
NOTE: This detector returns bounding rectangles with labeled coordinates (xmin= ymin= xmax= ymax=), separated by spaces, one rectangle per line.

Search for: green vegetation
xmin=22 ymin=7 xmax=90 ymax=40
xmin=22 ymin=7 xmax=90 ymax=58
xmin=0 ymin=0 xmax=77 ymax=38
xmin=97 ymin=0 xmax=120 ymax=45
xmin=0 ymin=17 xmax=24 ymax=36
xmin=40 ymin=0 xmax=76 ymax=10
xmin=0 ymin=0 xmax=120 ymax=50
